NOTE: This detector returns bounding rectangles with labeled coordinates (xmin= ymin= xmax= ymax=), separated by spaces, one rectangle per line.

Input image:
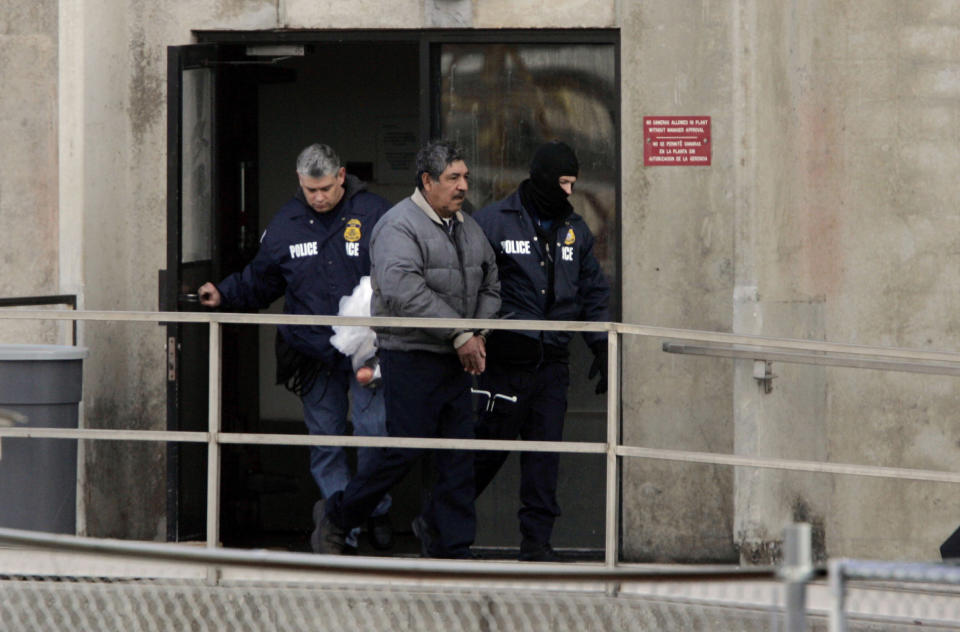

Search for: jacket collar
xmin=503 ymin=187 xmax=581 ymax=225
xmin=499 ymin=189 xmax=525 ymax=214
xmin=412 ymin=187 xmax=463 ymax=225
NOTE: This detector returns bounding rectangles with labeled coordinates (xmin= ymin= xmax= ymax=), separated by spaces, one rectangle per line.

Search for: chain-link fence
xmin=8 ymin=527 xmax=960 ymax=630
xmin=0 ymin=576 xmax=788 ymax=632
xmin=0 ymin=527 xmax=793 ymax=632
xmin=13 ymin=558 xmax=960 ymax=632
xmin=829 ymin=559 xmax=960 ymax=631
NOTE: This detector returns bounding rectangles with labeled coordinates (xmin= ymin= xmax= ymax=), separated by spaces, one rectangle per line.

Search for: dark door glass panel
xmin=440 ymin=43 xmax=617 ymax=551
xmin=439 ymin=43 xmax=617 ymax=302
xmin=182 ymin=68 xmax=214 ymax=264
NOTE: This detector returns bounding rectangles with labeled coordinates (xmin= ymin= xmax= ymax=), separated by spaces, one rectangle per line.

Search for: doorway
xmin=243 ymin=41 xmax=421 ymax=549
xmin=165 ymin=30 xmax=619 ymax=555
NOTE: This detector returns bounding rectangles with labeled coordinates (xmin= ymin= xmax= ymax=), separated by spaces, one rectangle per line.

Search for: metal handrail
xmin=6 ymin=307 xmax=960 ymax=365
xmin=662 ymin=341 xmax=960 ymax=376
xmin=2 ymin=309 xmax=960 ymax=569
xmin=0 ymin=524 xmax=781 ymax=581
xmin=828 ymin=558 xmax=960 ymax=632
xmin=0 ymin=295 xmax=77 ymax=309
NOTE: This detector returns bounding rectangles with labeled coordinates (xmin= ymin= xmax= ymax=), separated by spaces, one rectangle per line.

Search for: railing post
xmin=206 ymin=320 xmax=222 ymax=582
xmin=780 ymin=522 xmax=814 ymax=632
xmin=605 ymin=327 xmax=620 ymax=568
xmin=828 ymin=559 xmax=847 ymax=632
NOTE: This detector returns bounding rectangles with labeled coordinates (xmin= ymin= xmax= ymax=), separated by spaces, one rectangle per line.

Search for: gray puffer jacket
xmin=370 ymin=193 xmax=500 ymax=353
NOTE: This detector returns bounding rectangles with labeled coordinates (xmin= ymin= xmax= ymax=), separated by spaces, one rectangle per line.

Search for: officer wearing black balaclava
xmin=520 ymin=141 xmax=579 ymax=219
xmin=469 ymin=141 xmax=611 ymax=561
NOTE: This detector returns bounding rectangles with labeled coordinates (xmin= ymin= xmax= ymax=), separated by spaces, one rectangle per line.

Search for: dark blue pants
xmin=301 ymin=367 xmax=390 ymax=518
xmin=326 ymin=349 xmax=476 ymax=558
xmin=474 ymin=360 xmax=569 ymax=553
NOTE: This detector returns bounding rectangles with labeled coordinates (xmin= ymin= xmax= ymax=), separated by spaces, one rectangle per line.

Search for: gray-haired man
xmin=198 ymin=143 xmax=394 ymax=553
xmin=318 ymin=140 xmax=500 ymax=558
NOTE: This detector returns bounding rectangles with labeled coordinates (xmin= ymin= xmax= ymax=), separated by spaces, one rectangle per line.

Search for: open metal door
xmin=164 ymin=42 xmax=289 ymax=543
xmin=163 ymin=43 xmax=221 ymax=542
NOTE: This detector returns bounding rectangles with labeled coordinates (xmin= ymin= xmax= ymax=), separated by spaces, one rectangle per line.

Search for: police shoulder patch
xmin=344 ymin=218 xmax=362 ymax=242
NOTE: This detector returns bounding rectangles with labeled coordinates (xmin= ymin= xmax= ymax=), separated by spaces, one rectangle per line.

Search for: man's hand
xmin=588 ymin=342 xmax=608 ymax=395
xmin=198 ymin=282 xmax=222 ymax=308
xmin=456 ymin=335 xmax=486 ymax=375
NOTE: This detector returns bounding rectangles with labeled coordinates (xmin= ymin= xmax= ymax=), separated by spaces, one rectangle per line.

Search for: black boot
xmin=310 ymin=499 xmax=347 ymax=555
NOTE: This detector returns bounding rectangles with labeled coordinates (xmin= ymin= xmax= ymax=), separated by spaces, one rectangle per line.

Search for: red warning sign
xmin=644 ymin=116 xmax=711 ymax=166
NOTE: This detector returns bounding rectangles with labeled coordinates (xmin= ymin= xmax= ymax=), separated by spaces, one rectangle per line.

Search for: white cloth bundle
xmin=330 ymin=276 xmax=379 ymax=376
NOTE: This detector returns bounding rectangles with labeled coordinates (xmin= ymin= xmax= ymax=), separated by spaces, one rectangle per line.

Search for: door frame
xmin=165 ymin=43 xmax=264 ymax=541
xmin=165 ymin=43 xmax=218 ymax=542
xmin=166 ymin=28 xmax=621 ymax=547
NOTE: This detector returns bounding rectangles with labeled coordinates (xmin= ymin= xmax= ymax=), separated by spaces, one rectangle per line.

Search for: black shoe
xmin=310 ymin=499 xmax=347 ymax=555
xmin=367 ymin=513 xmax=394 ymax=550
xmin=411 ymin=515 xmax=439 ymax=558
xmin=519 ymin=543 xmax=563 ymax=562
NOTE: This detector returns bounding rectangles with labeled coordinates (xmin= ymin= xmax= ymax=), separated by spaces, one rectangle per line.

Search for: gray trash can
xmin=0 ymin=344 xmax=87 ymax=533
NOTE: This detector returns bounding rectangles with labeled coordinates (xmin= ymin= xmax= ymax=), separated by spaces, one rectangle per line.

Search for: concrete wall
xmin=4 ymin=0 xmax=960 ymax=561
xmin=0 ymin=2 xmax=60 ymax=344
xmin=617 ymin=0 xmax=960 ymax=563
xmin=619 ymin=1 xmax=739 ymax=562
xmin=734 ymin=1 xmax=960 ymax=562
xmin=57 ymin=0 xmax=279 ymax=539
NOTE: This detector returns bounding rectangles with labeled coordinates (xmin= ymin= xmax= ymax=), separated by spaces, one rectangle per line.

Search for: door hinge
xmin=167 ymin=336 xmax=177 ymax=382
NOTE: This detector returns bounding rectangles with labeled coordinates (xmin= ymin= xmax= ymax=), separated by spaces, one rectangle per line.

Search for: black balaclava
xmin=519 ymin=141 xmax=579 ymax=221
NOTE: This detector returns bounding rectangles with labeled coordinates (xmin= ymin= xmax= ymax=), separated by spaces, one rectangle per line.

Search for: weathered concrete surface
xmin=739 ymin=1 xmax=960 ymax=561
xmin=619 ymin=1 xmax=738 ymax=562
xmin=621 ymin=0 xmax=960 ymax=563
xmin=474 ymin=0 xmax=616 ymax=28
xmin=283 ymin=0 xmax=422 ymax=29
xmin=284 ymin=0 xmax=617 ymax=30
xmin=733 ymin=301 xmax=829 ymax=565
xmin=0 ymin=2 xmax=60 ymax=344
xmin=731 ymin=1 xmax=837 ymax=564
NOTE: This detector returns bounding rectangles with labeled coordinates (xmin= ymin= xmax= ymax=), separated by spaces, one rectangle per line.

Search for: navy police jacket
xmin=217 ymin=175 xmax=391 ymax=366
xmin=472 ymin=188 xmax=610 ymax=350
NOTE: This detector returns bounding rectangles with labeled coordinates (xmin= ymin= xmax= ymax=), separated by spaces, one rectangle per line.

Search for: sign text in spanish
xmin=644 ymin=116 xmax=711 ymax=166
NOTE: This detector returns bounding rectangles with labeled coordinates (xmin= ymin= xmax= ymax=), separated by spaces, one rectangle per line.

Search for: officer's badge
xmin=344 ymin=218 xmax=362 ymax=243
xmin=563 ymin=228 xmax=576 ymax=246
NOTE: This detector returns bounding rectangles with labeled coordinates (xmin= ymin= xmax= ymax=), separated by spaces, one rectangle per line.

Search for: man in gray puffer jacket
xmin=319 ymin=140 xmax=500 ymax=558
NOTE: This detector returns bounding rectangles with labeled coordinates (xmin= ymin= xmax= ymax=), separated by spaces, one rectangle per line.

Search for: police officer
xmin=198 ymin=143 xmax=394 ymax=553
xmin=472 ymin=141 xmax=610 ymax=562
